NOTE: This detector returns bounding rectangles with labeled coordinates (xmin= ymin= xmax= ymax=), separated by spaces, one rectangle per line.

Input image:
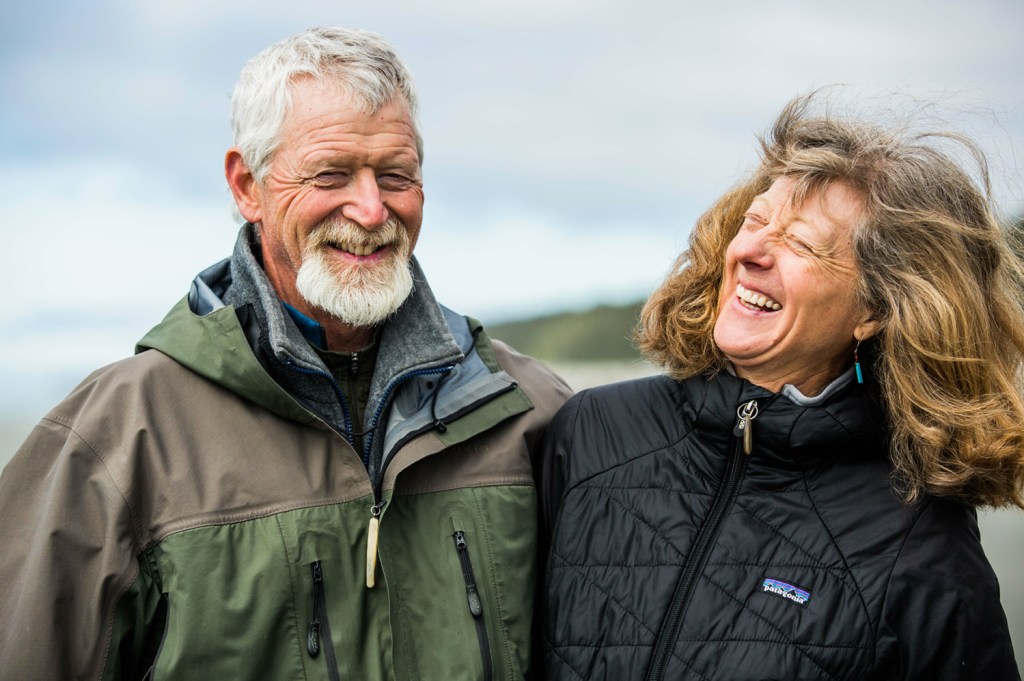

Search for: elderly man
xmin=0 ymin=27 xmax=571 ymax=680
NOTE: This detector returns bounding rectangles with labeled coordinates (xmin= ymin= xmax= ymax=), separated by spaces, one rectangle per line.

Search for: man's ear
xmin=225 ymin=148 xmax=262 ymax=223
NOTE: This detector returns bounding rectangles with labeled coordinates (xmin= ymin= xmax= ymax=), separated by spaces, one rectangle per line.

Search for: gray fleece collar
xmin=222 ymin=224 xmax=326 ymax=375
xmin=214 ymin=224 xmax=465 ymax=451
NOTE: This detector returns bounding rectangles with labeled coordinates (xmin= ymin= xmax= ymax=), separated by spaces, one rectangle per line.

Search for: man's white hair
xmin=230 ymin=26 xmax=422 ymax=183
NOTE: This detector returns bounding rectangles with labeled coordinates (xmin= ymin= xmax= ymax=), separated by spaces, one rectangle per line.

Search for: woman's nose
xmin=731 ymin=225 xmax=778 ymax=269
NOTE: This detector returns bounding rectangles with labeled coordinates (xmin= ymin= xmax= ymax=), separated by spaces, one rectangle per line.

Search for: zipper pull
xmin=366 ymin=500 xmax=385 ymax=588
xmin=734 ymin=400 xmax=759 ymax=455
xmin=307 ymin=561 xmax=323 ymax=657
xmin=453 ymin=530 xmax=483 ymax=617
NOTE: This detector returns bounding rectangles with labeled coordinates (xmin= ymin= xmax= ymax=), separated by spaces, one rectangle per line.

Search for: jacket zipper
xmin=307 ymin=561 xmax=342 ymax=681
xmin=644 ymin=398 xmax=759 ymax=681
xmin=361 ymin=363 xmax=456 ymax=589
xmin=453 ymin=530 xmax=493 ymax=681
xmin=288 ymin=360 xmax=460 ymax=589
xmin=362 ymin=365 xmax=456 ymax=469
xmin=362 ymin=351 xmax=520 ymax=589
xmin=281 ymin=359 xmax=356 ymax=447
xmin=287 ymin=360 xmax=457 ymax=589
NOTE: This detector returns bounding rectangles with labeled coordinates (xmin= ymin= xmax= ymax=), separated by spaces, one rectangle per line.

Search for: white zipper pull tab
xmin=366 ymin=501 xmax=385 ymax=588
xmin=734 ymin=400 xmax=759 ymax=455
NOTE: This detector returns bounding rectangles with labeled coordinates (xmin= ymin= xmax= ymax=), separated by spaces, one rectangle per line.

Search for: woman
xmin=539 ymin=94 xmax=1024 ymax=681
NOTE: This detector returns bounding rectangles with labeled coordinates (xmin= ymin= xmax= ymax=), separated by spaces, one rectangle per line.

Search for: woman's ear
xmin=854 ymin=316 xmax=881 ymax=342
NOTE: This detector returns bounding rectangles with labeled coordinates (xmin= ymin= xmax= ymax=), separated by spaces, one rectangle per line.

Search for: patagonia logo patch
xmin=761 ymin=578 xmax=811 ymax=606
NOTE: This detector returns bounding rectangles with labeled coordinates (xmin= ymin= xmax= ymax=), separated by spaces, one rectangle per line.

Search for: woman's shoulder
xmin=874 ymin=498 xmax=1017 ymax=676
xmin=569 ymin=373 xmax=680 ymax=412
xmin=895 ymin=497 xmax=988 ymax=569
xmin=545 ymin=374 xmax=696 ymax=479
xmin=554 ymin=374 xmax=686 ymax=436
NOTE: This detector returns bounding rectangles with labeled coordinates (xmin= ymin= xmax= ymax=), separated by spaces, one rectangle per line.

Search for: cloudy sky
xmin=2 ymin=0 xmax=1023 ymax=419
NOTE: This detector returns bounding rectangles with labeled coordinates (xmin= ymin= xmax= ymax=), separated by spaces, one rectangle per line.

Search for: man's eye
xmin=378 ymin=174 xmax=412 ymax=190
xmin=312 ymin=172 xmax=348 ymax=186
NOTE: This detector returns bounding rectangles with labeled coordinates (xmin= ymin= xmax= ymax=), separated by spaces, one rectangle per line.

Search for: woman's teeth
xmin=737 ymin=283 xmax=781 ymax=311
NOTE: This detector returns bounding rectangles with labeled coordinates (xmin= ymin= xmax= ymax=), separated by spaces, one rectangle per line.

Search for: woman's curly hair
xmin=637 ymin=92 xmax=1024 ymax=508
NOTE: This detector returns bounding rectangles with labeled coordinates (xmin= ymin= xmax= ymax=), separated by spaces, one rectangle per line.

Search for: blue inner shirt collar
xmin=281 ymin=301 xmax=327 ymax=350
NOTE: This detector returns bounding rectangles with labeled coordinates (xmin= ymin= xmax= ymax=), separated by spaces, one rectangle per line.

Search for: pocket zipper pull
xmin=366 ymin=501 xmax=385 ymax=588
xmin=307 ymin=561 xmax=323 ymax=657
xmin=454 ymin=530 xmax=484 ymax=617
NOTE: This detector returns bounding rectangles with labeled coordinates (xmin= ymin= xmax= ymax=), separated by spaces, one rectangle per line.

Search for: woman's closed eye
xmin=742 ymin=212 xmax=769 ymax=230
xmin=783 ymin=232 xmax=815 ymax=254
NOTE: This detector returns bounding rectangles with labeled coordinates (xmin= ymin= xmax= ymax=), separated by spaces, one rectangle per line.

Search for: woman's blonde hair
xmin=637 ymin=93 xmax=1024 ymax=508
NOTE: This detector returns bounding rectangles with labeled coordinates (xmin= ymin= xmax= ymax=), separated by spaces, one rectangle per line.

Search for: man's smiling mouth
xmin=329 ymin=241 xmax=387 ymax=257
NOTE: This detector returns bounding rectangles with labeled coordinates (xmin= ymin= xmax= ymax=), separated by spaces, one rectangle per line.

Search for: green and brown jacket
xmin=0 ymin=226 xmax=572 ymax=680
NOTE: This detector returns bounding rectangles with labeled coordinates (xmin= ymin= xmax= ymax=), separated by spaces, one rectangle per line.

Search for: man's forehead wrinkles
xmin=286 ymin=122 xmax=417 ymax=142
xmin=298 ymin=137 xmax=420 ymax=160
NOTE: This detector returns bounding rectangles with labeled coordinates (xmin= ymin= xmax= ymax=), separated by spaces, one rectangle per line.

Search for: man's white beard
xmin=295 ymin=218 xmax=414 ymax=328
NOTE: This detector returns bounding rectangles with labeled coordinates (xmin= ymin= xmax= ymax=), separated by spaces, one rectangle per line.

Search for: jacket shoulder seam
xmin=869 ymin=498 xmax=933 ymax=675
xmin=39 ymin=414 xmax=145 ymax=549
xmin=878 ymin=498 xmax=934 ymax=603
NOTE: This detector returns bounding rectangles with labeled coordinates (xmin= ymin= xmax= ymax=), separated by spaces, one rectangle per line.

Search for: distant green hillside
xmin=486 ymin=300 xmax=645 ymax=362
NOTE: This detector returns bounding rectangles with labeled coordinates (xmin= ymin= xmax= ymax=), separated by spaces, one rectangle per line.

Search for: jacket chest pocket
xmin=451 ymin=517 xmax=494 ymax=681
xmin=379 ymin=487 xmax=538 ymax=680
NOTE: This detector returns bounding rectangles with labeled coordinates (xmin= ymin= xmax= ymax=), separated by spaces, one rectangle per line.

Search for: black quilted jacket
xmin=538 ymin=372 xmax=1019 ymax=680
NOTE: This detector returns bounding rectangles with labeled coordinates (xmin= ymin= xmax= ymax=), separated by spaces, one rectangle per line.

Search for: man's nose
xmin=341 ymin=171 xmax=389 ymax=229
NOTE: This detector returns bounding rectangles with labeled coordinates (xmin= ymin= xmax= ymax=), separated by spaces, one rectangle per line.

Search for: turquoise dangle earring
xmin=854 ymin=341 xmax=864 ymax=384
